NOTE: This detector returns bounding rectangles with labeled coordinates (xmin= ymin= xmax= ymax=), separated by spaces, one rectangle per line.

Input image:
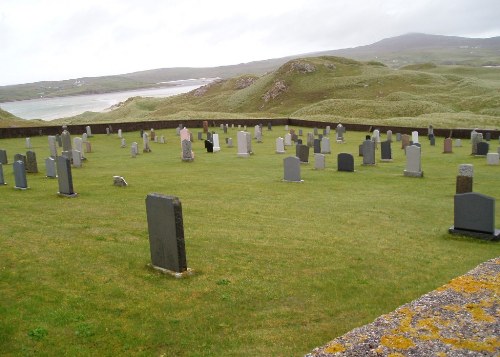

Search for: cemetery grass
xmin=0 ymin=128 xmax=499 ymax=356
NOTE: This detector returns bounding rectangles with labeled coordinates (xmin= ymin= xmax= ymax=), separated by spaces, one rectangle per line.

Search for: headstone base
xmin=282 ymin=179 xmax=304 ymax=183
xmin=237 ymin=153 xmax=250 ymax=158
xmin=362 ymin=163 xmax=375 ymax=166
xmin=380 ymin=159 xmax=393 ymax=162
xmin=182 ymin=158 xmax=194 ymax=162
xmin=46 ymin=175 xmax=57 ymax=179
xmin=449 ymin=226 xmax=500 ymax=241
xmin=14 ymin=186 xmax=29 ymax=190
xmin=276 ymin=150 xmax=285 ymax=154
xmin=143 ymin=149 xmax=151 ymax=153
xmin=404 ymin=170 xmax=424 ymax=177
xmin=58 ymin=192 xmax=78 ymax=198
xmin=148 ymin=264 xmax=195 ymax=278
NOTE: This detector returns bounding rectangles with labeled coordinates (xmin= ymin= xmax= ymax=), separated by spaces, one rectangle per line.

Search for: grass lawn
xmin=0 ymin=126 xmax=499 ymax=356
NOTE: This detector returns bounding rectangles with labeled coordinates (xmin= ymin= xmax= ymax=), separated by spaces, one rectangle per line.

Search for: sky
xmin=1 ymin=0 xmax=499 ymax=86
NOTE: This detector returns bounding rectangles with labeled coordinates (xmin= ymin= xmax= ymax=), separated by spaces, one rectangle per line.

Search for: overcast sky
xmin=1 ymin=0 xmax=499 ymax=86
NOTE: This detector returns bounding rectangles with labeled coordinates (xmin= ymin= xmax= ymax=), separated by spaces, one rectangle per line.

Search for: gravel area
xmin=306 ymin=257 xmax=499 ymax=357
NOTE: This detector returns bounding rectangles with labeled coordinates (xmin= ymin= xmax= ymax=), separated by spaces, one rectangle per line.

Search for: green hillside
xmin=0 ymin=107 xmax=47 ymax=127
xmin=52 ymin=56 xmax=500 ymax=129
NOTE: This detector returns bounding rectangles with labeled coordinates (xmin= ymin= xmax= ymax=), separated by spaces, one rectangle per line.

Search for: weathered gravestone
xmin=401 ymin=134 xmax=410 ymax=150
xmin=296 ymin=144 xmax=310 ymax=164
xmin=404 ymin=145 xmax=423 ymax=177
xmin=276 ymin=137 xmax=285 ymax=154
xmin=443 ymin=138 xmax=453 ymax=153
xmin=314 ymin=154 xmax=325 ymax=170
xmin=84 ymin=142 xmax=92 ymax=154
xmin=299 ymin=129 xmax=303 ymax=137
xmin=386 ymin=130 xmax=393 ymax=143
xmin=362 ymin=140 xmax=375 ymax=165
xmin=181 ymin=140 xmax=194 ymax=162
xmin=0 ymin=163 xmax=6 ymax=185
xmin=338 ymin=153 xmax=354 ymax=172
xmin=380 ymin=141 xmax=392 ymax=161
xmin=313 ymin=127 xmax=318 ymax=136
xmin=456 ymin=164 xmax=473 ymax=194
xmin=145 ymin=194 xmax=189 ymax=274
xmin=106 ymin=128 xmax=110 ymax=135
xmin=471 ymin=132 xmax=482 ymax=155
xmin=48 ymin=136 xmax=58 ymax=158
xmin=449 ymin=192 xmax=499 ymax=240
xmin=476 ymin=142 xmax=489 ymax=156
xmin=454 ymin=139 xmax=462 ymax=147
xmin=411 ymin=131 xmax=419 ymax=144
xmin=113 ymin=176 xmax=128 ymax=187
xmin=372 ymin=129 xmax=381 ymax=143
xmin=56 ymin=156 xmax=77 ymax=197
xmin=13 ymin=160 xmax=28 ymax=189
xmin=73 ymin=137 xmax=84 ymax=159
xmin=61 ymin=130 xmax=72 ymax=152
xmin=26 ymin=151 xmax=38 ymax=173
xmin=336 ymin=124 xmax=345 ymax=142
xmin=143 ymin=133 xmax=151 ymax=153
xmin=487 ymin=153 xmax=499 ymax=165
xmin=131 ymin=142 xmax=138 ymax=158
xmin=45 ymin=157 xmax=57 ymax=178
xmin=0 ymin=149 xmax=7 ymax=164
xmin=283 ymin=156 xmax=302 ymax=182
xmin=320 ymin=137 xmax=331 ymax=154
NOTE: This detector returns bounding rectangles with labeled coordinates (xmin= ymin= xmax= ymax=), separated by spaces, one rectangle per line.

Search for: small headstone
xmin=320 ymin=137 xmax=331 ymax=154
xmin=386 ymin=130 xmax=393 ymax=143
xmin=449 ymin=192 xmax=499 ymax=240
xmin=411 ymin=131 xmax=419 ymax=144
xmin=106 ymin=128 xmax=110 ymax=135
xmin=150 ymin=129 xmax=156 ymax=141
xmin=476 ymin=142 xmax=489 ymax=156
xmin=13 ymin=160 xmax=28 ymax=189
xmin=313 ymin=139 xmax=321 ymax=154
xmin=72 ymin=150 xmax=82 ymax=168
xmin=307 ymin=133 xmax=314 ymax=147
xmin=86 ymin=126 xmax=92 ymax=137
xmin=276 ymin=137 xmax=285 ymax=154
xmin=160 ymin=136 xmax=165 ymax=144
xmin=0 ymin=149 xmax=7 ymax=164
xmin=429 ymin=135 xmax=435 ymax=146
xmin=404 ymin=145 xmax=423 ymax=177
xmin=84 ymin=142 xmax=92 ymax=154
xmin=296 ymin=144 xmax=310 ymax=164
xmin=396 ymin=133 xmax=402 ymax=142
xmin=198 ymin=132 xmax=203 ymax=141
xmin=56 ymin=156 xmax=76 ymax=197
xmin=227 ymin=138 xmax=233 ymax=148
xmin=380 ymin=141 xmax=392 ymax=161
xmin=326 ymin=126 xmax=331 ymax=135
xmin=118 ymin=129 xmax=123 ymax=138
xmin=82 ymin=133 xmax=88 ymax=142
xmin=223 ymin=125 xmax=228 ymax=134
xmin=362 ymin=140 xmax=375 ymax=165
xmin=113 ymin=176 xmax=128 ymax=187
xmin=145 ymin=194 xmax=189 ymax=273
xmin=45 ymin=157 xmax=57 ymax=178
xmin=25 ymin=138 xmax=32 ymax=149
xmin=456 ymin=164 xmax=473 ymax=194
xmin=485 ymin=132 xmax=491 ymax=141
xmin=454 ymin=139 xmax=462 ymax=147
xmin=61 ymin=130 xmax=72 ymax=152
xmin=401 ymin=134 xmax=410 ymax=150
xmin=372 ymin=129 xmax=380 ymax=143
xmin=299 ymin=129 xmax=303 ymax=137
xmin=26 ymin=150 xmax=38 ymax=173
xmin=471 ymin=131 xmax=482 ymax=155
xmin=131 ymin=142 xmax=138 ymax=158
xmin=0 ymin=163 xmax=6 ymax=185
xmin=73 ymin=137 xmax=84 ymax=159
xmin=314 ymin=154 xmax=325 ymax=170
xmin=285 ymin=125 xmax=289 ymax=131
xmin=283 ymin=156 xmax=302 ymax=182
xmin=338 ymin=153 xmax=354 ymax=172
xmin=443 ymin=138 xmax=453 ymax=153
xmin=121 ymin=138 xmax=126 ymax=148
xmin=284 ymin=133 xmax=292 ymax=146
xmin=486 ymin=153 xmax=499 ymax=165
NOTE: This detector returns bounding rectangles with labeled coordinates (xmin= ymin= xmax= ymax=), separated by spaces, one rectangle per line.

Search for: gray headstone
xmin=313 ymin=127 xmax=318 ymax=136
xmin=25 ymin=137 xmax=32 ymax=149
xmin=198 ymin=132 xmax=203 ymax=141
xmin=298 ymin=129 xmax=303 ymax=137
xmin=48 ymin=136 xmax=58 ymax=158
xmin=227 ymin=138 xmax=233 ymax=148
xmin=307 ymin=133 xmax=314 ymax=147
xmin=386 ymin=130 xmax=393 ymax=143
xmin=237 ymin=131 xmax=251 ymax=157
xmin=56 ymin=156 xmax=75 ymax=196
xmin=454 ymin=139 xmax=462 ymax=147
xmin=121 ymin=138 xmax=126 ymax=148
xmin=314 ymin=154 xmax=325 ymax=170
xmin=313 ymin=139 xmax=321 ymax=154
xmin=337 ymin=153 xmax=354 ymax=172
xmin=56 ymin=134 xmax=62 ymax=147
xmin=0 ymin=149 xmax=7 ymax=164
xmin=283 ymin=156 xmax=302 ymax=182
xmin=45 ymin=157 xmax=57 ymax=178
xmin=146 ymin=194 xmax=188 ymax=273
xmin=0 ymin=163 xmax=6 ymax=185
xmin=86 ymin=126 xmax=92 ymax=137
xmin=487 ymin=153 xmax=499 ymax=165
xmin=72 ymin=150 xmax=82 ymax=168
xmin=131 ymin=142 xmax=138 ymax=158
xmin=396 ymin=133 xmax=402 ymax=142
xmin=61 ymin=130 xmax=72 ymax=152
xmin=181 ymin=140 xmax=194 ymax=161
xmin=26 ymin=151 xmax=38 ymax=173
xmin=476 ymin=142 xmax=489 ymax=156
xmin=14 ymin=154 xmax=26 ymax=168
xmin=362 ymin=140 xmax=375 ymax=165
xmin=458 ymin=164 xmax=473 ymax=177
xmin=381 ymin=141 xmax=392 ymax=161
xmin=430 ymin=135 xmax=435 ymax=146
xmin=320 ymin=137 xmax=331 ymax=154
xmin=13 ymin=160 xmax=28 ymax=189
xmin=485 ymin=132 xmax=491 ymax=141
xmin=453 ymin=193 xmax=496 ymax=234
xmin=296 ymin=144 xmax=310 ymax=164
xmin=404 ymin=145 xmax=423 ymax=177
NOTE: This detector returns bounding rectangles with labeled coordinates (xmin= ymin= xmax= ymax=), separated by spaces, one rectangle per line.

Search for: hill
xmin=51 ymin=56 xmax=500 ymax=129
xmin=1 ymin=33 xmax=499 ymax=103
xmin=0 ymin=107 xmax=47 ymax=128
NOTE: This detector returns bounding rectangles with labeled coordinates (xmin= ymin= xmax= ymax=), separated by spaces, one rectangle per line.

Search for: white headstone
xmin=486 ymin=153 xmax=499 ymax=165
xmin=237 ymin=131 xmax=250 ymax=157
xmin=276 ymin=137 xmax=285 ymax=154
xmin=213 ymin=133 xmax=221 ymax=152
xmin=412 ymin=131 xmax=419 ymax=144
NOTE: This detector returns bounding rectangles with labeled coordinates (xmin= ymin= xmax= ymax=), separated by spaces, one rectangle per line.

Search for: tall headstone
xmin=143 ymin=133 xmax=151 ymax=153
xmin=237 ymin=131 xmax=251 ymax=157
xmin=456 ymin=164 xmax=473 ymax=194
xmin=404 ymin=145 xmax=423 ymax=177
xmin=25 ymin=151 xmax=38 ymax=173
xmin=106 ymin=128 xmax=110 ymax=135
xmin=283 ymin=156 xmax=302 ymax=182
xmin=212 ymin=133 xmax=221 ymax=152
xmin=121 ymin=138 xmax=126 ymax=148
xmin=118 ymin=129 xmax=122 ymax=138
xmin=307 ymin=133 xmax=314 ymax=147
xmin=56 ymin=156 xmax=76 ymax=196
xmin=380 ymin=141 xmax=392 ymax=161
xmin=82 ymin=132 xmax=88 ymax=142
xmin=276 ymin=137 xmax=285 ymax=154
xmin=73 ymin=137 xmax=84 ymax=159
xmin=362 ymin=140 xmax=375 ymax=165
xmin=443 ymin=138 xmax=453 ymax=153
xmin=86 ymin=126 xmax=92 ymax=137
xmin=181 ymin=140 xmax=194 ymax=162
xmin=0 ymin=149 xmax=7 ymax=164
xmin=84 ymin=142 xmax=91 ymax=154
xmin=337 ymin=153 xmax=354 ymax=172
xmin=61 ymin=130 xmax=72 ymax=152
xmin=320 ymin=137 xmax=331 ymax=154
xmin=48 ymin=136 xmax=58 ymax=158
xmin=285 ymin=125 xmax=289 ymax=131
xmin=145 ymin=194 xmax=188 ymax=273
xmin=428 ymin=125 xmax=434 ymax=138
xmin=411 ymin=131 xmax=419 ymax=144
xmin=0 ymin=163 xmax=6 ymax=185
xmin=25 ymin=138 xmax=32 ymax=149
xmin=13 ymin=161 xmax=28 ymax=189
xmin=314 ymin=154 xmax=326 ymax=170
xmin=313 ymin=127 xmax=318 ymax=136
xmin=131 ymin=142 xmax=138 ymax=158
xmin=449 ymin=192 xmax=499 ymax=240
xmin=471 ymin=131 xmax=482 ymax=155
xmin=296 ymin=144 xmax=310 ymax=164
xmin=45 ymin=157 xmax=57 ymax=178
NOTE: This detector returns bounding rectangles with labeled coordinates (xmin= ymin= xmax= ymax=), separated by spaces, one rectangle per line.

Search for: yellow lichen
xmin=441 ymin=336 xmax=500 ymax=352
xmin=466 ymin=303 xmax=496 ymax=323
xmin=439 ymin=274 xmax=500 ymax=295
xmin=323 ymin=342 xmax=346 ymax=353
xmin=436 ymin=352 xmax=447 ymax=357
xmin=381 ymin=335 xmax=415 ymax=350
xmin=392 ymin=307 xmax=415 ymax=334
xmin=388 ymin=353 xmax=405 ymax=357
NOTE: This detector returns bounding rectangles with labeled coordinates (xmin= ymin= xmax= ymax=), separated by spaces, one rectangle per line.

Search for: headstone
xmin=227 ymin=138 xmax=233 ymax=148
xmin=372 ymin=129 xmax=380 ymax=143
xmin=86 ymin=126 xmax=92 ymax=137
xmin=181 ymin=140 xmax=194 ymax=161
xmin=145 ymin=194 xmax=188 ymax=273
xmin=476 ymin=142 xmax=489 ymax=156
xmin=26 ymin=151 xmax=38 ymax=173
xmin=14 ymin=154 xmax=26 ymax=167
xmin=204 ymin=140 xmax=214 ymax=153
xmin=313 ymin=139 xmax=321 ymax=154
xmin=326 ymin=126 xmax=331 ymax=135
xmin=283 ymin=156 xmax=302 ymax=182
xmin=299 ymin=129 xmax=303 ymax=137
xmin=0 ymin=163 xmax=6 ymax=185
xmin=471 ymin=131 xmax=482 ymax=155
xmin=0 ymin=149 xmax=7 ymax=164
xmin=254 ymin=125 xmax=261 ymax=139
xmin=223 ymin=125 xmax=228 ymax=134
xmin=56 ymin=134 xmax=62 ymax=147
xmin=48 ymin=136 xmax=58 ymax=158
xmin=256 ymin=130 xmax=263 ymax=143
xmin=56 ymin=156 xmax=76 ymax=196
xmin=428 ymin=125 xmax=434 ymax=138
xmin=411 ymin=131 xmax=419 ymax=144
xmin=297 ymin=139 xmax=303 ymax=145
xmin=25 ymin=138 xmax=32 ymax=149
xmin=237 ymin=131 xmax=251 ymax=157
xmin=486 ymin=153 xmax=499 ymax=165
xmin=381 ymin=141 xmax=392 ymax=161
xmin=13 ymin=160 xmax=28 ymax=189
xmin=443 ymin=138 xmax=453 ymax=153
xmin=176 ymin=127 xmax=181 ymax=136
xmin=106 ymin=128 xmax=110 ymax=135
xmin=198 ymin=132 xmax=203 ymax=141
xmin=72 ymin=150 xmax=82 ymax=168
xmin=150 ymin=129 xmax=156 ymax=141
xmin=313 ymin=127 xmax=318 ymax=136
xmin=73 ymin=137 xmax=84 ymax=159
xmin=296 ymin=144 xmax=310 ymax=164
xmin=404 ymin=145 xmax=423 ymax=177
xmin=454 ymin=139 xmax=462 ymax=147
xmin=449 ymin=192 xmax=499 ymax=240
xmin=401 ymin=134 xmax=410 ymax=150
xmin=276 ymin=137 xmax=285 ymax=154
xmin=320 ymin=137 xmax=331 ymax=154
xmin=203 ymin=121 xmax=209 ymax=133
xmin=118 ymin=129 xmax=123 ymax=138
xmin=386 ymin=130 xmax=393 ymax=143
xmin=82 ymin=133 xmax=88 ymax=142
xmin=84 ymin=142 xmax=91 ymax=154
xmin=307 ymin=133 xmax=314 ymax=147
xmin=61 ymin=130 xmax=72 ymax=152
xmin=113 ymin=176 xmax=128 ymax=187
xmin=131 ymin=142 xmax=138 ymax=158
xmin=285 ymin=125 xmax=289 ymax=131
xmin=268 ymin=122 xmax=272 ymax=131
xmin=45 ymin=157 xmax=57 ymax=178
xmin=143 ymin=133 xmax=151 ymax=153
xmin=220 ymin=124 xmax=224 ymax=131
xmin=121 ymin=138 xmax=126 ymax=148
xmin=284 ymin=133 xmax=292 ymax=146
xmin=160 ymin=136 xmax=165 ymax=144
xmin=206 ymin=132 xmax=213 ymax=142
xmin=337 ymin=153 xmax=354 ymax=172
xmin=485 ymin=132 xmax=491 ymax=141
xmin=212 ymin=134 xmax=221 ymax=152
xmin=456 ymin=164 xmax=473 ymax=194
xmin=396 ymin=133 xmax=402 ymax=142
xmin=429 ymin=135 xmax=435 ymax=146
xmin=314 ymin=154 xmax=325 ymax=170
xmin=362 ymin=140 xmax=375 ymax=165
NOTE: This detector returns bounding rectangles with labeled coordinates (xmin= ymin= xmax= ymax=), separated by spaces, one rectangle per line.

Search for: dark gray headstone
xmin=313 ymin=139 xmax=321 ymax=154
xmin=485 ymin=132 xmax=491 ymax=141
xmin=476 ymin=142 xmax=489 ymax=156
xmin=14 ymin=154 xmax=26 ymax=168
xmin=0 ymin=149 xmax=7 ymax=164
xmin=451 ymin=193 xmax=499 ymax=239
xmin=337 ymin=153 xmax=354 ymax=172
xmin=204 ymin=140 xmax=214 ymax=153
xmin=313 ymin=127 xmax=318 ymax=136
xmin=146 ymin=194 xmax=188 ymax=273
xmin=396 ymin=133 xmax=402 ymax=142
xmin=61 ymin=130 xmax=72 ymax=152
xmin=430 ymin=135 xmax=435 ymax=146
xmin=381 ymin=141 xmax=392 ymax=161
xmin=206 ymin=132 xmax=213 ymax=142
xmin=140 ymin=129 xmax=144 ymax=138
xmin=362 ymin=140 xmax=375 ymax=165
xmin=13 ymin=160 xmax=28 ymax=189
xmin=297 ymin=139 xmax=303 ymax=145
xmin=283 ymin=156 xmax=302 ymax=182
xmin=298 ymin=129 xmax=303 ymax=136
xmin=197 ymin=132 xmax=202 ymax=141
xmin=26 ymin=151 xmax=38 ymax=173
xmin=291 ymin=133 xmax=298 ymax=143
xmin=296 ymin=144 xmax=310 ymax=164
xmin=56 ymin=156 xmax=76 ymax=196
xmin=0 ymin=163 xmax=6 ymax=185
xmin=268 ymin=122 xmax=272 ymax=131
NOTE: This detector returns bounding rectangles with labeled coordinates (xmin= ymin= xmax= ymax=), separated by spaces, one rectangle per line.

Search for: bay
xmin=1 ymin=78 xmax=213 ymax=121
